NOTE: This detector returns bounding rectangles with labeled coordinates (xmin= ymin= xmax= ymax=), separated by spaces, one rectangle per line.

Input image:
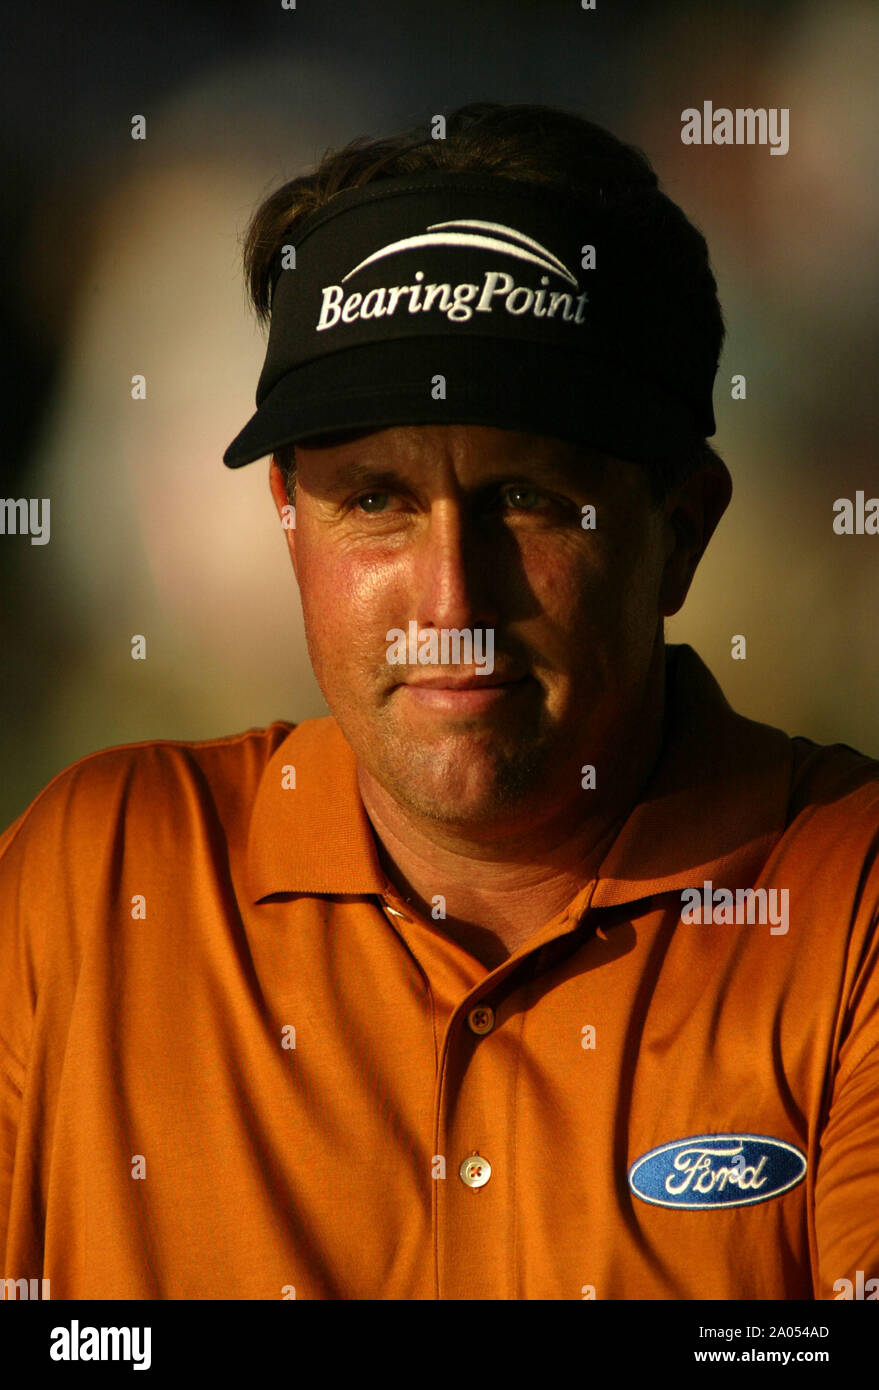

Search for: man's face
xmin=271 ymin=424 xmax=690 ymax=832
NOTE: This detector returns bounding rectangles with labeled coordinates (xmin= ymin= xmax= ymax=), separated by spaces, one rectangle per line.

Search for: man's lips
xmin=397 ymin=671 xmax=533 ymax=712
xmin=403 ymin=672 xmax=525 ymax=690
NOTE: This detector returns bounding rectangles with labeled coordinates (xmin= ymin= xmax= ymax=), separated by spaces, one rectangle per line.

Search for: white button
xmin=459 ymin=1153 xmax=492 ymax=1188
xmin=467 ymin=1005 xmax=495 ymax=1034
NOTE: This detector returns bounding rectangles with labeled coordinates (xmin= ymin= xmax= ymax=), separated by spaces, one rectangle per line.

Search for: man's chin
xmin=370 ymin=738 xmax=552 ymax=828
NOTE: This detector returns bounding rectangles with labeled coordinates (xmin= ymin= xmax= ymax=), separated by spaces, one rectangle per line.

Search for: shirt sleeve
xmin=813 ymin=888 xmax=879 ymax=1298
xmin=0 ymin=805 xmax=38 ymax=1271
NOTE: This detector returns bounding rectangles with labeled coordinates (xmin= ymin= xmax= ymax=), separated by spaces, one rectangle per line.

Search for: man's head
xmin=227 ymin=102 xmax=732 ymax=834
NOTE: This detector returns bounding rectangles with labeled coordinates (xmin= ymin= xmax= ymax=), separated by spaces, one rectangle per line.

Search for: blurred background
xmin=1 ymin=0 xmax=877 ymax=830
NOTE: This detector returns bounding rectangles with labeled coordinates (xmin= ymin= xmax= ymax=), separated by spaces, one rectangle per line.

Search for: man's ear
xmin=659 ymin=453 xmax=732 ymax=618
xmin=269 ymin=458 xmax=298 ymax=577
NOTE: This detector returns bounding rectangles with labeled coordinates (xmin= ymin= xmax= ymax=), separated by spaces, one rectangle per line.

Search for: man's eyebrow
xmin=317 ymin=462 xmax=410 ymax=495
xmin=481 ymin=457 xmax=603 ymax=488
xmin=473 ymin=450 xmax=607 ymax=494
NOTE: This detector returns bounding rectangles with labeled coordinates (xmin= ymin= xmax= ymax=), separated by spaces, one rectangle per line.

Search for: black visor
xmin=223 ymin=170 xmax=718 ymax=468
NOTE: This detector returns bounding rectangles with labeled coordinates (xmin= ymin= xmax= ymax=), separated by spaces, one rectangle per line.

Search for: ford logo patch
xmin=628 ymin=1134 xmax=807 ymax=1209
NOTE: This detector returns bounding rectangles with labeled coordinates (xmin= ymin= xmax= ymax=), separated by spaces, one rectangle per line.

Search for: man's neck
xmin=358 ymin=645 xmax=671 ymax=970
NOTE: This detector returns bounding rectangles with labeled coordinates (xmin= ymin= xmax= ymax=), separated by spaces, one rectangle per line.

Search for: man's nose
xmin=411 ymin=503 xmax=495 ymax=633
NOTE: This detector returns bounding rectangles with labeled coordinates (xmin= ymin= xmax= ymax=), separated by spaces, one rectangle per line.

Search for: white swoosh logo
xmin=429 ymin=219 xmax=577 ymax=281
xmin=341 ymin=221 xmax=579 ymax=286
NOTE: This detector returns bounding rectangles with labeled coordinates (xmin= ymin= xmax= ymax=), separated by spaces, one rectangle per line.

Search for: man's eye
xmin=353 ymin=492 xmax=391 ymax=513
xmin=500 ymin=485 xmax=544 ymax=511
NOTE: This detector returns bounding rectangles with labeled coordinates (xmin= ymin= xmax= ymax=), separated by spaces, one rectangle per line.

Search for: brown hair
xmin=241 ymin=101 xmax=725 ymax=504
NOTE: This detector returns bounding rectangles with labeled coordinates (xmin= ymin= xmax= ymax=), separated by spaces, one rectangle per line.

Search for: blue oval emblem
xmin=628 ymin=1133 xmax=807 ymax=1209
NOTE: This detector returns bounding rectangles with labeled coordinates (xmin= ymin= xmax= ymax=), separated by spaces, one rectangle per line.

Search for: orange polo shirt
xmin=1 ymin=643 xmax=878 ymax=1300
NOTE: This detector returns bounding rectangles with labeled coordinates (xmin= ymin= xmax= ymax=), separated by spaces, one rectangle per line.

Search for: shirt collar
xmin=589 ymin=643 xmax=792 ymax=908
xmin=246 ymin=715 xmax=387 ymax=900
xmin=246 ymin=643 xmax=793 ymax=907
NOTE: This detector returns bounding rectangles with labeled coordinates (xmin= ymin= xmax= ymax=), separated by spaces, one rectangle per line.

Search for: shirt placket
xmin=429 ymin=881 xmax=599 ymax=1300
xmin=432 ymin=976 xmax=521 ymax=1299
xmin=377 ymin=877 xmax=598 ymax=1299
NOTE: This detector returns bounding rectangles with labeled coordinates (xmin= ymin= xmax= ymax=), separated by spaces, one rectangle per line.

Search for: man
xmin=2 ymin=103 xmax=877 ymax=1301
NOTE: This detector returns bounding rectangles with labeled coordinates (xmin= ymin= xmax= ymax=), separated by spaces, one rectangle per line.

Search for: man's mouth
xmin=405 ymin=670 xmax=522 ymax=689
xmin=398 ymin=672 xmax=532 ymax=712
